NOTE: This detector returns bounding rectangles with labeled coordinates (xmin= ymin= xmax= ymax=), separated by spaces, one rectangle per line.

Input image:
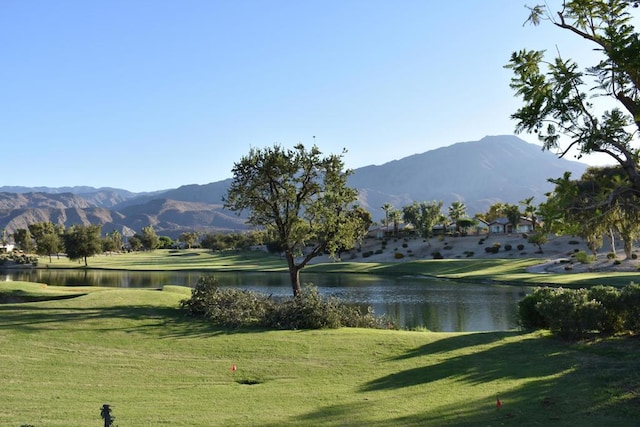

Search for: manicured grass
xmin=0 ymin=284 xmax=639 ymax=426
xmin=36 ymin=249 xmax=640 ymax=287
xmin=38 ymin=249 xmax=289 ymax=272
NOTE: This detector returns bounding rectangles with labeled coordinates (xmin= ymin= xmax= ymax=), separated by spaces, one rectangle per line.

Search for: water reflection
xmin=0 ymin=269 xmax=529 ymax=332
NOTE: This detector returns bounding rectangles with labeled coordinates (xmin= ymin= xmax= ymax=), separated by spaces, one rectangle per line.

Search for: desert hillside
xmin=312 ymin=233 xmax=640 ymax=273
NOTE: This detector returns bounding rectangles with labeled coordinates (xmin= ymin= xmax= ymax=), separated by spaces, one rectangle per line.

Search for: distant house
xmin=488 ymin=217 xmax=534 ymax=234
xmin=0 ymin=243 xmax=15 ymax=253
xmin=474 ymin=218 xmax=489 ymax=235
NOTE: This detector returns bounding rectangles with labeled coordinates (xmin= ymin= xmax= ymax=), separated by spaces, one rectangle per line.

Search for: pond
xmin=0 ymin=269 xmax=530 ymax=332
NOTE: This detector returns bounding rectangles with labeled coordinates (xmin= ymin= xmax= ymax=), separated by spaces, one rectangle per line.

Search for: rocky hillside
xmin=0 ymin=135 xmax=588 ymax=238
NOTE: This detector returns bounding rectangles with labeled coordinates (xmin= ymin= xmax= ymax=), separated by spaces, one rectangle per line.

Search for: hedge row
xmin=518 ymin=284 xmax=640 ymax=339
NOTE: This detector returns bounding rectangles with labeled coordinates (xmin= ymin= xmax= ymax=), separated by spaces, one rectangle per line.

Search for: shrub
xmin=575 ymin=251 xmax=593 ymax=264
xmin=504 ymin=244 xmax=512 ymax=251
xmin=517 ymin=244 xmax=524 ymax=250
xmin=181 ymin=277 xmax=385 ymax=330
xmin=431 ymin=251 xmax=443 ymax=259
xmin=375 ymin=249 xmax=383 ymax=255
xmin=632 ymin=253 xmax=638 ymax=260
xmin=518 ymin=287 xmax=553 ymax=330
xmin=587 ymin=285 xmax=624 ymax=334
xmin=568 ymin=240 xmax=580 ymax=245
xmin=180 ymin=276 xmax=273 ymax=328
xmin=464 ymin=251 xmax=474 ymax=257
xmin=535 ymin=287 xmax=602 ymax=340
xmin=265 ymin=285 xmax=383 ymax=329
xmin=517 ymin=284 xmax=640 ymax=339
xmin=402 ymin=243 xmax=408 ymax=248
xmin=607 ymin=252 xmax=617 ymax=260
xmin=621 ymin=283 xmax=640 ymax=332
xmin=484 ymin=246 xmax=493 ymax=253
xmin=394 ymin=252 xmax=404 ymax=259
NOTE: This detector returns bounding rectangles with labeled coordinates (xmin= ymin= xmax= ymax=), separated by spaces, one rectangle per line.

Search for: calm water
xmin=0 ymin=269 xmax=530 ymax=332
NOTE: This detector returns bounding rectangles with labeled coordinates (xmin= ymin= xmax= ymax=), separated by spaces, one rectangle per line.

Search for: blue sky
xmin=0 ymin=1 xmax=627 ymax=192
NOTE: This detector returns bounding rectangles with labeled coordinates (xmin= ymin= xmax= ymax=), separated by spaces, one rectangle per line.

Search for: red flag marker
xmin=231 ymin=364 xmax=237 ymax=372
xmin=496 ymin=397 xmax=502 ymax=409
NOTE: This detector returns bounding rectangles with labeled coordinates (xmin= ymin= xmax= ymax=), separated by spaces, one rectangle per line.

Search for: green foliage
xmin=527 ymin=232 xmax=548 ymax=252
xmin=575 ymin=251 xmax=593 ymax=264
xmin=181 ymin=276 xmax=384 ymax=330
xmin=180 ymin=276 xmax=274 ymax=328
xmin=620 ymin=283 xmax=640 ymax=331
xmin=402 ymin=200 xmax=443 ymax=240
xmin=535 ymin=288 xmax=604 ymax=340
xmin=518 ymin=284 xmax=640 ymax=340
xmin=224 ymin=144 xmax=365 ymax=296
xmin=63 ymin=224 xmax=102 ymax=266
xmin=587 ymin=286 xmax=624 ymax=334
xmin=518 ymin=287 xmax=554 ymax=330
xmin=0 ymin=252 xmax=38 ymax=266
xmin=139 ymin=225 xmax=160 ymax=251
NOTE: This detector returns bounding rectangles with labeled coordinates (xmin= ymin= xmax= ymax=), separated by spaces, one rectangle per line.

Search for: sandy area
xmin=311 ymin=233 xmax=640 ymax=274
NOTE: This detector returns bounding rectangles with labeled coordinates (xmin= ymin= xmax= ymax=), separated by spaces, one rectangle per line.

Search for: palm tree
xmin=448 ymin=201 xmax=467 ymax=235
xmin=519 ymin=196 xmax=537 ymax=230
xmin=390 ymin=208 xmax=403 ymax=236
xmin=381 ymin=203 xmax=393 ymax=235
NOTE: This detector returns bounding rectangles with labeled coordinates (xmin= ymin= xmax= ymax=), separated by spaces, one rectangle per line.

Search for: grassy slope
xmin=0 ymin=285 xmax=638 ymax=426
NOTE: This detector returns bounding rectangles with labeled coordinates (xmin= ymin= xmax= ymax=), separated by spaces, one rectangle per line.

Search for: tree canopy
xmin=63 ymin=224 xmax=102 ymax=266
xmin=507 ymin=0 xmax=640 ymax=191
xmin=224 ymin=144 xmax=366 ymax=296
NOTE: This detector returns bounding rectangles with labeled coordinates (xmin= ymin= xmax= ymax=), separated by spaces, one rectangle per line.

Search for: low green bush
xmin=621 ymin=283 xmax=640 ymax=331
xmin=181 ymin=276 xmax=385 ymax=330
xmin=575 ymin=251 xmax=593 ymax=264
xmin=518 ymin=284 xmax=640 ymax=340
xmin=180 ymin=276 xmax=273 ymax=328
xmin=394 ymin=252 xmax=404 ymax=259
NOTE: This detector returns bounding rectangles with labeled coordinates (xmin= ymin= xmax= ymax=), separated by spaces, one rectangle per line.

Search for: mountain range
xmin=0 ymin=135 xmax=588 ymax=238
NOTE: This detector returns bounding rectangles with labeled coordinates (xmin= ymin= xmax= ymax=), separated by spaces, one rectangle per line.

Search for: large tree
xmin=507 ymin=1 xmax=640 ymax=192
xmin=63 ymin=224 xmax=102 ymax=266
xmin=29 ymin=222 xmax=63 ymax=262
xmin=402 ymin=200 xmax=443 ymax=244
xmin=224 ymin=144 xmax=366 ymax=297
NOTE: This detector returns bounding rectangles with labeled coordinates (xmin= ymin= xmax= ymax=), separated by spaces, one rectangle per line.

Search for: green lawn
xmin=3 ymin=251 xmax=640 ymax=425
xmin=36 ymin=249 xmax=640 ymax=287
xmin=0 ymin=284 xmax=639 ymax=426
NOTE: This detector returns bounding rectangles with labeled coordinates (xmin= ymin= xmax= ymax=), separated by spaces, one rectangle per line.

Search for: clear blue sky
xmin=0 ymin=1 xmax=626 ymax=192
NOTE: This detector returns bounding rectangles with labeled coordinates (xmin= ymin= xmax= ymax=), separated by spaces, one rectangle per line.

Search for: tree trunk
xmin=608 ymin=229 xmax=616 ymax=254
xmin=624 ymin=239 xmax=632 ymax=259
xmin=285 ymin=252 xmax=301 ymax=297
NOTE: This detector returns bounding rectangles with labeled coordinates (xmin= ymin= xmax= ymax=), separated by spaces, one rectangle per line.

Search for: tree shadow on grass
xmin=361 ymin=332 xmax=570 ymax=392
xmin=268 ymin=333 xmax=640 ymax=426
xmin=0 ymin=301 xmax=266 ymax=337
